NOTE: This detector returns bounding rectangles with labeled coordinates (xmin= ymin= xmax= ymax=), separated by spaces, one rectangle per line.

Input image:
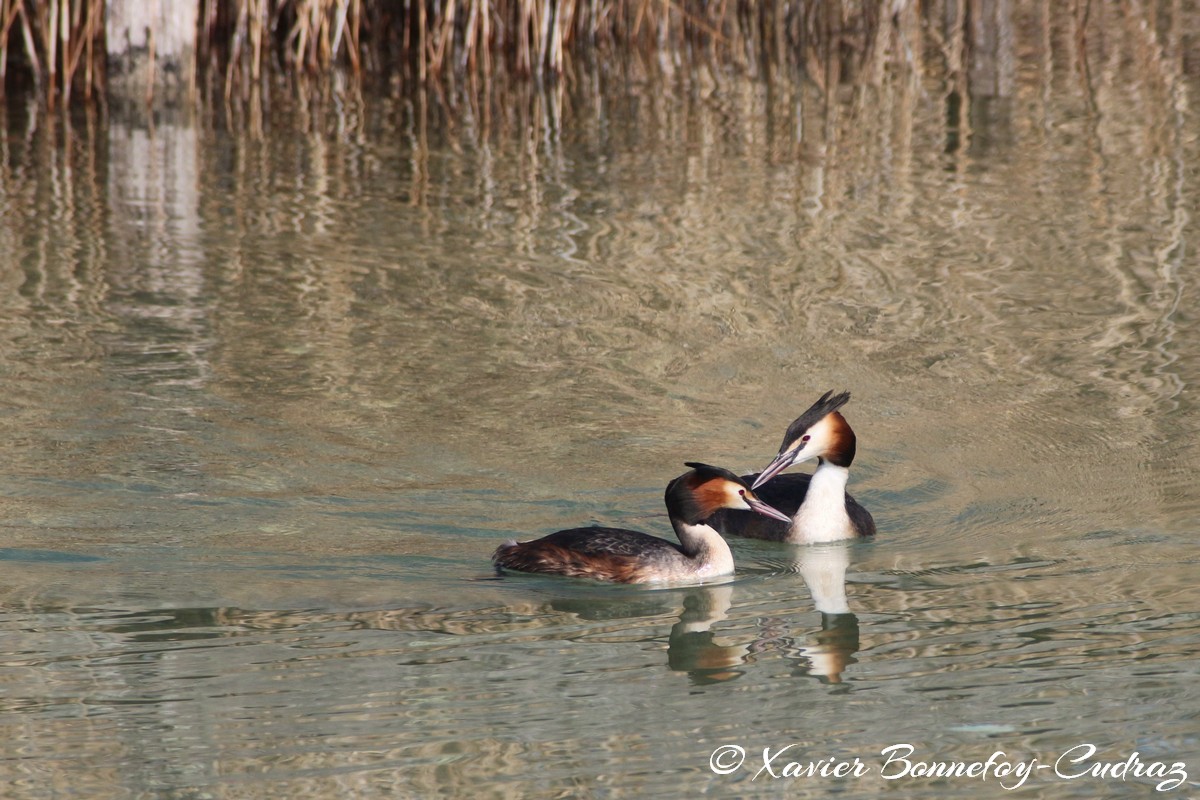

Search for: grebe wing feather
xmin=533 ymin=527 xmax=684 ymax=557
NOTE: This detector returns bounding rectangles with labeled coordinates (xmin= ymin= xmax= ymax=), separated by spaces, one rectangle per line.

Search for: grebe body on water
xmin=710 ymin=391 xmax=875 ymax=544
xmin=492 ymin=463 xmax=790 ymax=584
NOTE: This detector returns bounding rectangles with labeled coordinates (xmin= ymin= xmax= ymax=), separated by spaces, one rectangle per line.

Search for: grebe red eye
xmin=801 ymin=434 xmax=811 ymax=443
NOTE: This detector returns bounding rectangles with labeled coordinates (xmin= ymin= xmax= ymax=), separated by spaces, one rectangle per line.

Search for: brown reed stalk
xmin=225 ymin=0 xmax=245 ymax=99
xmin=0 ymin=0 xmax=99 ymax=103
xmin=417 ymin=0 xmax=427 ymax=81
xmin=333 ymin=0 xmax=359 ymax=75
xmin=83 ymin=0 xmax=94 ymax=96
xmin=44 ymin=0 xmax=57 ymax=105
xmin=0 ymin=0 xmax=13 ymax=91
xmin=57 ymin=0 xmax=93 ymax=103
xmin=249 ymin=0 xmax=262 ymax=80
xmin=516 ymin=0 xmax=532 ymax=75
xmin=427 ymin=0 xmax=454 ymax=75
xmin=461 ymin=0 xmax=479 ymax=71
xmin=3 ymin=0 xmax=1187 ymax=115
xmin=17 ymin=2 xmax=40 ymax=87
xmin=286 ymin=0 xmax=306 ymax=68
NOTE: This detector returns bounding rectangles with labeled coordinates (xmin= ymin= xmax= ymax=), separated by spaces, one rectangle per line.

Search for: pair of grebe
xmin=492 ymin=391 xmax=874 ymax=584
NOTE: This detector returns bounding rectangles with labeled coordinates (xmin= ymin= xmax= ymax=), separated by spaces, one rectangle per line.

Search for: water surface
xmin=1 ymin=6 xmax=1199 ymax=797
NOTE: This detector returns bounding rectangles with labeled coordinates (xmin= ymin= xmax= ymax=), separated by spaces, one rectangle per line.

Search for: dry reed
xmin=0 ymin=0 xmax=1193 ymax=110
xmin=0 ymin=0 xmax=104 ymax=105
xmin=0 ymin=0 xmax=902 ymax=105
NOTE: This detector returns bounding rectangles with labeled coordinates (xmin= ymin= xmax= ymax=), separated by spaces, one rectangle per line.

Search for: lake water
xmin=1 ymin=7 xmax=1199 ymax=798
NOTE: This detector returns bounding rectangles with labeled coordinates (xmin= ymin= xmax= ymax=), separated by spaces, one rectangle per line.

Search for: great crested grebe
xmin=492 ymin=463 xmax=791 ymax=584
xmin=710 ymin=391 xmax=875 ymax=543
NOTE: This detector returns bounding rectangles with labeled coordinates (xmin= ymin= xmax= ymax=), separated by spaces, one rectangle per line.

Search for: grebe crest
xmin=711 ymin=391 xmax=875 ymax=544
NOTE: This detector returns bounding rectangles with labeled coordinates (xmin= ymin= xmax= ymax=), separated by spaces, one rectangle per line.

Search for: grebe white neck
xmin=670 ymin=520 xmax=736 ymax=577
xmin=790 ymin=461 xmax=855 ymax=543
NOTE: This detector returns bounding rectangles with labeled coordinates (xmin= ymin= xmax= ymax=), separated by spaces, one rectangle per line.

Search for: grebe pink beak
xmin=749 ymin=390 xmax=854 ymax=491
xmin=750 ymin=449 xmax=801 ymax=491
xmin=743 ymin=491 xmax=792 ymax=522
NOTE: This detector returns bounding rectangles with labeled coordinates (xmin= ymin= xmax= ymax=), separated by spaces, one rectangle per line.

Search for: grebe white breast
xmin=710 ymin=391 xmax=875 ymax=544
xmin=492 ymin=463 xmax=790 ymax=584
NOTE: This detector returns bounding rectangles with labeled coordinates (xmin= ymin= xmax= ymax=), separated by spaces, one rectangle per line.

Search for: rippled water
xmin=2 ymin=7 xmax=1200 ymax=798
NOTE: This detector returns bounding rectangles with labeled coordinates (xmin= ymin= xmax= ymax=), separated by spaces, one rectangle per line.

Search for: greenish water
xmin=1 ymin=11 xmax=1199 ymax=798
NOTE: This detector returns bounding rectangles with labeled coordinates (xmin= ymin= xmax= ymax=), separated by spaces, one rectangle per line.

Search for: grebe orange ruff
xmin=710 ymin=391 xmax=875 ymax=544
xmin=492 ymin=463 xmax=790 ymax=584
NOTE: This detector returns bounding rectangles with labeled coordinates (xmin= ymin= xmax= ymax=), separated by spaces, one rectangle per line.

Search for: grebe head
xmin=673 ymin=462 xmax=791 ymax=523
xmin=751 ymin=391 xmax=857 ymax=490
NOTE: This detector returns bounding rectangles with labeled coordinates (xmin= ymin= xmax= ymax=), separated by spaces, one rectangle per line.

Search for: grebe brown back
xmin=492 ymin=463 xmax=790 ymax=584
xmin=710 ymin=391 xmax=875 ymax=544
